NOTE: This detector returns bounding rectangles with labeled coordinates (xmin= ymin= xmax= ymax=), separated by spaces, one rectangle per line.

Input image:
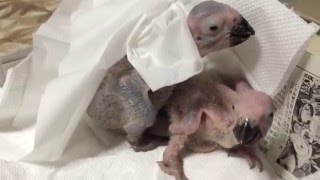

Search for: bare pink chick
xmin=157 ymin=71 xmax=273 ymax=180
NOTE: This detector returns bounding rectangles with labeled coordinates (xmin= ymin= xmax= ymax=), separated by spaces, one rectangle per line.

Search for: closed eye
xmin=209 ymin=25 xmax=218 ymax=32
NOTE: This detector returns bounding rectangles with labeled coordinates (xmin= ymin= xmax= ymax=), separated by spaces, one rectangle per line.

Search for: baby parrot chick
xmin=158 ymin=70 xmax=273 ymax=180
xmin=87 ymin=0 xmax=255 ymax=151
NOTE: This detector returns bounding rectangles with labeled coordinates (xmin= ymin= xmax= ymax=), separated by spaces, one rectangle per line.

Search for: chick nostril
xmin=269 ymin=112 xmax=274 ymax=119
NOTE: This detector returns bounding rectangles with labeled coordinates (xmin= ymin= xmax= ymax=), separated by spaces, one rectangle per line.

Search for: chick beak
xmin=229 ymin=16 xmax=255 ymax=47
xmin=233 ymin=118 xmax=262 ymax=145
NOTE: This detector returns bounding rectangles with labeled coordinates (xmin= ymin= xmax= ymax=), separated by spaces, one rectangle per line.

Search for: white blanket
xmin=0 ymin=0 xmax=318 ymax=179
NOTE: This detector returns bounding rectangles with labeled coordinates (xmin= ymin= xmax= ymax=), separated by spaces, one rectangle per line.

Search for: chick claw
xmin=131 ymin=141 xmax=166 ymax=152
xmin=129 ymin=141 xmax=157 ymax=152
xmin=227 ymin=146 xmax=263 ymax=172
xmin=131 ymin=144 xmax=155 ymax=152
xmin=157 ymin=160 xmax=188 ymax=180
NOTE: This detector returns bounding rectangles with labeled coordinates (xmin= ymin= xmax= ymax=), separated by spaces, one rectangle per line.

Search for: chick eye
xmin=232 ymin=105 xmax=235 ymax=110
xmin=209 ymin=25 xmax=218 ymax=32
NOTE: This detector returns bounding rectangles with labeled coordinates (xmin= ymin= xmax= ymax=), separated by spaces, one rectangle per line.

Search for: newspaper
xmin=260 ymin=51 xmax=320 ymax=180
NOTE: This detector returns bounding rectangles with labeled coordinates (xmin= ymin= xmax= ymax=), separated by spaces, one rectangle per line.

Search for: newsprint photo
xmin=260 ymin=50 xmax=320 ymax=180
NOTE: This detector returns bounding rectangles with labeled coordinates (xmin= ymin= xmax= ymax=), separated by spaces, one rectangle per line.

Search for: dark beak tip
xmin=250 ymin=28 xmax=255 ymax=36
xmin=250 ymin=29 xmax=255 ymax=36
xmin=229 ymin=17 xmax=256 ymax=46
xmin=233 ymin=122 xmax=262 ymax=145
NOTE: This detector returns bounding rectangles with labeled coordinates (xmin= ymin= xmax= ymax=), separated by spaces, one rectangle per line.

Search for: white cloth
xmin=0 ymin=0 xmax=318 ymax=179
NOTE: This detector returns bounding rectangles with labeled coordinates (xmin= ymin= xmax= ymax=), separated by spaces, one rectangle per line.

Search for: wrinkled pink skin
xmin=158 ymin=70 xmax=273 ymax=180
xmin=187 ymin=1 xmax=250 ymax=57
xmin=87 ymin=0 xmax=255 ymax=151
